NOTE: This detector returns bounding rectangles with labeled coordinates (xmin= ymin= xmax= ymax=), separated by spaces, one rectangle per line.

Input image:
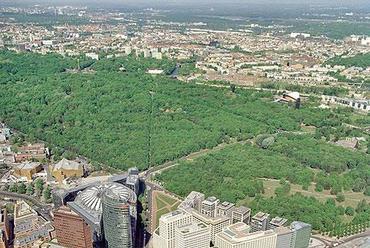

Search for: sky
xmin=2 ymin=0 xmax=370 ymax=15
xmin=6 ymin=0 xmax=370 ymax=6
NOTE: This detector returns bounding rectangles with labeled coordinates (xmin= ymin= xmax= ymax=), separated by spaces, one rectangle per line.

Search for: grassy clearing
xmin=153 ymin=191 xmax=181 ymax=229
xmin=155 ymin=197 xmax=168 ymax=210
xmin=157 ymin=193 xmax=178 ymax=206
xmin=262 ymin=179 xmax=370 ymax=208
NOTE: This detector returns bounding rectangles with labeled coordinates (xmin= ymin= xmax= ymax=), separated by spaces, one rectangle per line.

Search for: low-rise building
xmin=231 ymin=206 xmax=251 ymax=225
xmin=85 ymin=52 xmax=99 ymax=60
xmin=251 ymin=212 xmax=270 ymax=232
xmin=201 ymin=196 xmax=219 ymax=218
xmin=13 ymin=162 xmax=42 ymax=181
xmin=269 ymin=216 xmax=288 ymax=230
xmin=335 ymin=138 xmax=360 ymax=150
xmin=14 ymin=143 xmax=47 ymax=163
xmin=52 ymin=158 xmax=84 ymax=183
xmin=13 ymin=201 xmax=53 ymax=248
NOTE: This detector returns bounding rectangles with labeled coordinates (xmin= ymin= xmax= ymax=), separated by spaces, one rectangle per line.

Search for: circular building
xmin=102 ymin=187 xmax=137 ymax=248
xmin=67 ymin=182 xmax=137 ymax=244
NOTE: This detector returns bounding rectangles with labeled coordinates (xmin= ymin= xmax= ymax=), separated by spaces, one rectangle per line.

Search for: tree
xmin=43 ymin=185 xmax=52 ymax=203
xmin=9 ymin=183 xmax=18 ymax=193
xmin=352 ymin=179 xmax=366 ymax=192
xmin=356 ymin=199 xmax=368 ymax=213
xmin=315 ymin=184 xmax=324 ymax=192
xmin=275 ymin=182 xmax=291 ymax=196
xmin=255 ymin=134 xmax=275 ymax=149
xmin=230 ymin=84 xmax=236 ymax=93
xmin=17 ymin=183 xmax=26 ymax=194
xmin=364 ymin=186 xmax=370 ymax=197
xmin=336 ymin=193 xmax=345 ymax=202
xmin=34 ymin=178 xmax=44 ymax=196
xmin=345 ymin=207 xmax=355 ymax=216
xmin=331 ymin=183 xmax=342 ymax=195
xmin=26 ymin=184 xmax=34 ymax=196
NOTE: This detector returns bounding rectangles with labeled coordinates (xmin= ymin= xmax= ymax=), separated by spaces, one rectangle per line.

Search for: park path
xmin=150 ymin=190 xmax=181 ymax=233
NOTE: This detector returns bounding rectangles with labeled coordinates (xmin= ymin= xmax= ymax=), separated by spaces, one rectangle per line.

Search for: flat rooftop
xmin=190 ymin=209 xmax=230 ymax=224
xmin=291 ymin=221 xmax=311 ymax=231
xmin=218 ymin=223 xmax=276 ymax=244
xmin=15 ymin=201 xmax=37 ymax=219
xmin=177 ymin=222 xmax=208 ymax=234
xmin=202 ymin=196 xmax=218 ymax=205
xmin=270 ymin=216 xmax=288 ymax=227
xmin=232 ymin=206 xmax=251 ymax=214
xmin=161 ymin=210 xmax=189 ymax=221
xmin=218 ymin=201 xmax=235 ymax=209
xmin=274 ymin=226 xmax=293 ymax=235
xmin=252 ymin=212 xmax=270 ymax=221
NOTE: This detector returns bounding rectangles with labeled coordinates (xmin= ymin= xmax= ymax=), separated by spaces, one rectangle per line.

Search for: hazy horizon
xmin=3 ymin=0 xmax=370 ymax=7
xmin=2 ymin=0 xmax=370 ymax=20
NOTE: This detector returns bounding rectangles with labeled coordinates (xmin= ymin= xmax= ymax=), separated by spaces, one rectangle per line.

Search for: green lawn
xmin=261 ymin=179 xmax=370 ymax=208
xmin=157 ymin=193 xmax=178 ymax=206
xmin=155 ymin=197 xmax=168 ymax=210
xmin=153 ymin=192 xmax=180 ymax=228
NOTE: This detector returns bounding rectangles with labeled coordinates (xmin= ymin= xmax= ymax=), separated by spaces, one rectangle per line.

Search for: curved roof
xmin=73 ymin=182 xmax=136 ymax=219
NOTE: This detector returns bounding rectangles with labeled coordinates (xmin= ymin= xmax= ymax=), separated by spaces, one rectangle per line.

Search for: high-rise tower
xmin=102 ymin=185 xmax=137 ymax=248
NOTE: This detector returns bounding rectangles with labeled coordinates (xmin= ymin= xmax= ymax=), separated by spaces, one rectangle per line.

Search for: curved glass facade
xmin=102 ymin=187 xmax=137 ymax=248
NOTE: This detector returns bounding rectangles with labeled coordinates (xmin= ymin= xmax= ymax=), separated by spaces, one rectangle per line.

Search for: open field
xmin=261 ymin=179 xmax=370 ymax=208
xmin=151 ymin=191 xmax=181 ymax=231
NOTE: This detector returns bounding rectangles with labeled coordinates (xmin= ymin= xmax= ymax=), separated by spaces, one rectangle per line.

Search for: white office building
xmin=215 ymin=222 xmax=277 ymax=248
xmin=175 ymin=222 xmax=210 ymax=248
xmin=201 ymin=196 xmax=219 ymax=218
xmin=153 ymin=210 xmax=193 ymax=248
xmin=190 ymin=209 xmax=231 ymax=244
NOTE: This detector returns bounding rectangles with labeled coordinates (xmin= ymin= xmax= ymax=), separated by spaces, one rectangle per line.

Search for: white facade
xmin=201 ymin=197 xmax=219 ymax=218
xmin=215 ymin=223 xmax=277 ymax=248
xmin=191 ymin=209 xmax=231 ymax=244
xmin=322 ymin=95 xmax=370 ymax=112
xmin=175 ymin=222 xmax=210 ymax=248
xmin=153 ymin=210 xmax=193 ymax=248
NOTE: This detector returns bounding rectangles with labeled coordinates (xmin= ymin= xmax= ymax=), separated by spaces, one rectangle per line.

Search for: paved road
xmin=0 ymin=191 xmax=52 ymax=220
xmin=312 ymin=229 xmax=370 ymax=248
xmin=337 ymin=230 xmax=370 ymax=247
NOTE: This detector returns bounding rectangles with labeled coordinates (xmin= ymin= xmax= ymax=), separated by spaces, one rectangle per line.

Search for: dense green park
xmin=157 ymin=134 xmax=370 ymax=201
xmin=156 ymin=134 xmax=370 ymax=231
xmin=1 ymin=51 xmax=369 ymax=232
xmin=1 ymin=51 xmax=363 ymax=170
